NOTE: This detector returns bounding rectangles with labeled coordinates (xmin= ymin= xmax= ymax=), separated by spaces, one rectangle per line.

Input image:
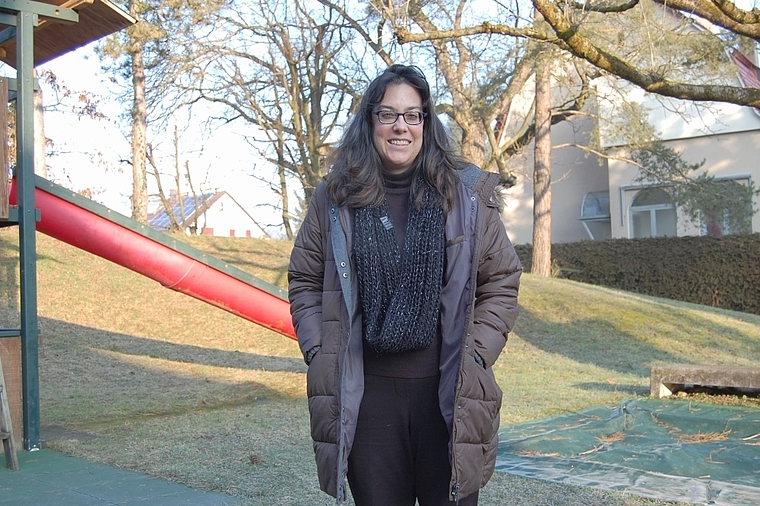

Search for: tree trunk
xmin=532 ymin=51 xmax=552 ymax=277
xmin=130 ymin=5 xmax=148 ymax=223
xmin=278 ymin=154 xmax=293 ymax=240
xmin=33 ymin=71 xmax=46 ymax=178
xmin=459 ymin=119 xmax=487 ymax=168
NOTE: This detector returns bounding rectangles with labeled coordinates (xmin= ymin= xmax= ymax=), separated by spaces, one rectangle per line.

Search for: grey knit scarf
xmin=354 ymin=180 xmax=445 ymax=356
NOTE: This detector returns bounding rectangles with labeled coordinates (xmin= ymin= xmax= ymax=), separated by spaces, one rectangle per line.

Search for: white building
xmin=148 ymin=190 xmax=269 ymax=238
xmin=500 ymin=46 xmax=760 ymax=245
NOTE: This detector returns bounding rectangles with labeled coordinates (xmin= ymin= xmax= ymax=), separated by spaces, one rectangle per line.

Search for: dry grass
xmin=677 ymin=431 xmax=731 ymax=444
xmin=2 ymin=228 xmax=760 ymax=505
xmin=596 ymin=431 xmax=627 ymax=444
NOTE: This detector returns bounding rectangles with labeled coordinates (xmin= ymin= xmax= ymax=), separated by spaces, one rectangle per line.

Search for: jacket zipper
xmin=450 ymin=191 xmax=483 ymax=504
xmin=451 ymin=482 xmax=461 ymax=503
xmin=331 ymin=204 xmax=352 ymax=504
xmin=450 ymin=326 xmax=471 ymax=504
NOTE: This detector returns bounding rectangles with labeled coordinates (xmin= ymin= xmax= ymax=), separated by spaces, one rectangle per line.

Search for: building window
xmin=581 ymin=191 xmax=610 ymax=220
xmin=579 ymin=191 xmax=611 ymax=240
xmin=630 ymin=188 xmax=676 ymax=238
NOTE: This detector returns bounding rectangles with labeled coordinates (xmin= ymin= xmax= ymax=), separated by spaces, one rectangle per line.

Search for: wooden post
xmin=0 ymin=339 xmax=22 ymax=455
xmin=0 ymin=352 xmax=19 ymax=470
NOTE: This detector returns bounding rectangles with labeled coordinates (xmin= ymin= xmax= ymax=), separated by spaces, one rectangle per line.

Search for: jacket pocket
xmin=457 ymin=355 xmax=503 ymax=443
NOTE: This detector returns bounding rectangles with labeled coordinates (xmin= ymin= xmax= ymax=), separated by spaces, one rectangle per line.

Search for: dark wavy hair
xmin=325 ymin=64 xmax=464 ymax=212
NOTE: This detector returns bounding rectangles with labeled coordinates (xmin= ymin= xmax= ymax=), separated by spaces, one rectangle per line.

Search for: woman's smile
xmin=372 ymin=83 xmax=424 ymax=175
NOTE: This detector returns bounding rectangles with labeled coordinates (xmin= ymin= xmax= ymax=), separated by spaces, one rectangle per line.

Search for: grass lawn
xmin=1 ymin=229 xmax=758 ymax=505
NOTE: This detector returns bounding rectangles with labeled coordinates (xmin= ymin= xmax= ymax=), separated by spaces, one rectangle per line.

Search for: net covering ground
xmin=496 ymin=399 xmax=760 ymax=505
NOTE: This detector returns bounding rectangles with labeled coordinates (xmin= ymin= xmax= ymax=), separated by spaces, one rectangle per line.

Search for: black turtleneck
xmin=362 ymin=167 xmax=442 ymax=379
xmin=383 ymin=167 xmax=415 ymax=248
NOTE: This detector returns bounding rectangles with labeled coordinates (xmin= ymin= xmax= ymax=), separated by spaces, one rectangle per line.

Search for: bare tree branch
xmin=394 ymin=0 xmax=760 ymax=108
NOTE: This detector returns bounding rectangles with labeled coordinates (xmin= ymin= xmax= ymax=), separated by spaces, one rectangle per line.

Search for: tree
xmin=632 ymin=141 xmax=759 ymax=236
xmin=171 ymin=0 xmax=368 ymax=238
xmin=532 ymin=0 xmax=760 ymax=107
xmin=381 ymin=0 xmax=604 ymax=272
xmin=396 ymin=0 xmax=760 ymax=108
xmin=99 ymin=0 xmax=224 ymax=223
xmin=146 ymin=125 xmax=185 ymax=233
xmin=311 ymin=0 xmax=654 ymax=277
xmin=129 ymin=0 xmax=148 ymax=223
xmin=376 ymin=0 xmax=542 ymax=180
xmin=532 ymin=40 xmax=553 ymax=276
xmin=33 ymin=70 xmax=46 ymax=178
xmin=324 ymin=0 xmax=598 ymax=179
xmin=15 ymin=70 xmax=109 ymax=186
xmin=391 ymin=0 xmax=759 ymax=264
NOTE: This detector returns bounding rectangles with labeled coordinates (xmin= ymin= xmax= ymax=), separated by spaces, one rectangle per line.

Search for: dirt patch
xmin=41 ymin=425 xmax=98 ymax=448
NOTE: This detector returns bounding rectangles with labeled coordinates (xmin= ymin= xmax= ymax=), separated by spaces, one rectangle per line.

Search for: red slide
xmin=10 ymin=177 xmax=297 ymax=340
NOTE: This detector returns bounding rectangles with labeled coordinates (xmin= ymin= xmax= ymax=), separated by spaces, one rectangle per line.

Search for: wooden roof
xmin=0 ymin=0 xmax=135 ymax=68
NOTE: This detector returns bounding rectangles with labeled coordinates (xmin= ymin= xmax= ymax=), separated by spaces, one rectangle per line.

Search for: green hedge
xmin=514 ymin=234 xmax=760 ymax=315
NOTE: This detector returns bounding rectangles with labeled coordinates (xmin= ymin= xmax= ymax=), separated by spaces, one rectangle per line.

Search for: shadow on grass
xmin=514 ymin=307 xmax=687 ymax=378
xmin=40 ymin=317 xmax=306 ymax=374
xmin=37 ymin=317 xmax=306 ymax=427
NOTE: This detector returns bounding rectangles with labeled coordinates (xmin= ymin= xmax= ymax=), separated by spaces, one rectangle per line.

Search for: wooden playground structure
xmin=0 ymin=0 xmax=134 ymax=466
xmin=0 ymin=3 xmax=299 ymax=471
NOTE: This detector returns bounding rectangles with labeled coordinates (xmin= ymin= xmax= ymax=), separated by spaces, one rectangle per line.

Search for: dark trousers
xmin=347 ymin=374 xmax=479 ymax=506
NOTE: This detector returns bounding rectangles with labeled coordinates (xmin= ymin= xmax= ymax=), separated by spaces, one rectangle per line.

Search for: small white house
xmin=148 ymin=190 xmax=268 ymax=238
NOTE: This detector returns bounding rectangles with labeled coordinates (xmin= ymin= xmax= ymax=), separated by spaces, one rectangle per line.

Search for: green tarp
xmin=496 ymin=399 xmax=760 ymax=505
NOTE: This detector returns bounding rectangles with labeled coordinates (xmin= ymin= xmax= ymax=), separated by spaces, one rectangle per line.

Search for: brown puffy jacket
xmin=288 ymin=166 xmax=522 ymax=503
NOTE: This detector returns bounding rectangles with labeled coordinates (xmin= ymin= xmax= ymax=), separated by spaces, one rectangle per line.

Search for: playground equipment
xmin=9 ymin=176 xmax=296 ymax=339
xmin=0 ymin=0 xmax=296 ymax=457
xmin=0 ymin=0 xmax=137 ymax=455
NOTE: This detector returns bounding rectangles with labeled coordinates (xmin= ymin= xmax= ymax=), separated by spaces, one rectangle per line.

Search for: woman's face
xmin=372 ymin=83 xmax=424 ymax=175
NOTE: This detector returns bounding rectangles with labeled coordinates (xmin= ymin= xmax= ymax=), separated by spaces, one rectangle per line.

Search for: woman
xmin=288 ymin=64 xmax=521 ymax=505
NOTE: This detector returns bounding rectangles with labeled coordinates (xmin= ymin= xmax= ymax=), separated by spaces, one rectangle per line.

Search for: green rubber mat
xmin=0 ymin=449 xmax=240 ymax=505
xmin=497 ymin=399 xmax=760 ymax=505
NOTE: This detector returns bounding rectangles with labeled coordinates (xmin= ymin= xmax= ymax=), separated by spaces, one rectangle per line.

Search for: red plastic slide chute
xmin=10 ymin=177 xmax=296 ymax=340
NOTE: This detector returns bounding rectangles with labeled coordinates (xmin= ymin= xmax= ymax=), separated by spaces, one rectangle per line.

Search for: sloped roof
xmin=148 ymin=192 xmax=223 ymax=231
xmin=729 ymin=49 xmax=760 ymax=90
xmin=729 ymin=49 xmax=760 ymax=116
xmin=0 ymin=0 xmax=135 ymax=68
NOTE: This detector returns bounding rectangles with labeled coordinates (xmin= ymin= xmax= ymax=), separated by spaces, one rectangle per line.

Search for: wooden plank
xmin=0 ymin=338 xmax=21 ymax=450
xmin=0 ymin=0 xmax=135 ymax=68
xmin=0 ymin=352 xmax=19 ymax=470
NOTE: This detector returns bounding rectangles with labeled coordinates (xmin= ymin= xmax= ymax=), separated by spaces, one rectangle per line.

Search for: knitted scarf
xmin=354 ymin=179 xmax=445 ymax=356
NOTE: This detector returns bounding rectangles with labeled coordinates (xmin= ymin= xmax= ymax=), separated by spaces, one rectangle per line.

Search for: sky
xmin=33 ymin=43 xmax=286 ymax=234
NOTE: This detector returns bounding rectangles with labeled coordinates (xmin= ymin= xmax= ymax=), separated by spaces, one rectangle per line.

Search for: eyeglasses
xmin=372 ymin=110 xmax=427 ymax=125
